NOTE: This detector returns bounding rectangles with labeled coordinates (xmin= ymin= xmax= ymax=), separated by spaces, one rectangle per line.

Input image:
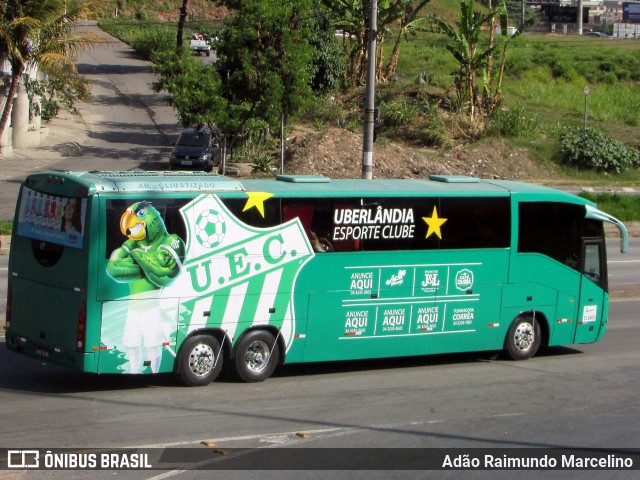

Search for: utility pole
xmin=577 ymin=0 xmax=583 ymax=35
xmin=362 ymin=0 xmax=377 ymax=180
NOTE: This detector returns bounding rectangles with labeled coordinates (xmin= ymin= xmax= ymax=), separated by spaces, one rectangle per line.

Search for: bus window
xmin=438 ymin=197 xmax=510 ymax=250
xmin=352 ymin=197 xmax=510 ymax=252
xmin=105 ymin=198 xmax=188 ymax=259
xmin=15 ymin=188 xmax=89 ymax=267
xmin=518 ymin=202 xmax=584 ymax=269
xmin=222 ymin=198 xmax=281 ymax=228
xmin=16 ymin=188 xmax=88 ymax=251
xmin=282 ymin=198 xmax=359 ymax=252
xmin=30 ymin=240 xmax=65 ymax=267
xmin=583 ymin=241 xmax=605 ymax=288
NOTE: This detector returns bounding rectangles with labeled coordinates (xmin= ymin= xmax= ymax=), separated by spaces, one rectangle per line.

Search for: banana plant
xmin=430 ymin=0 xmax=496 ymax=117
xmin=323 ymin=0 xmax=430 ymax=86
xmin=381 ymin=0 xmax=431 ymax=81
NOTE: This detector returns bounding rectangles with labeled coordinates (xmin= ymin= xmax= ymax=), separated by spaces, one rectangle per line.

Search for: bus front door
xmin=575 ymin=239 xmax=606 ymax=344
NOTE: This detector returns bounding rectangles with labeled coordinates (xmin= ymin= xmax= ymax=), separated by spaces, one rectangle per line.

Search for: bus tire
xmin=233 ymin=330 xmax=279 ymax=383
xmin=177 ymin=334 xmax=223 ymax=386
xmin=504 ymin=316 xmax=541 ymax=360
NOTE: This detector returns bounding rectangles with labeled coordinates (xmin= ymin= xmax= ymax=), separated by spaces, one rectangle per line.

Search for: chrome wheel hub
xmin=244 ymin=340 xmax=270 ymax=373
xmin=514 ymin=322 xmax=535 ymax=351
xmin=189 ymin=343 xmax=214 ymax=377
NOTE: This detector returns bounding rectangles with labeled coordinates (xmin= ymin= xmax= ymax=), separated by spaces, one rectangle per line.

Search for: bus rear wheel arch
xmin=176 ymin=334 xmax=224 ymax=386
xmin=504 ymin=314 xmax=543 ymax=360
xmin=232 ymin=329 xmax=280 ymax=383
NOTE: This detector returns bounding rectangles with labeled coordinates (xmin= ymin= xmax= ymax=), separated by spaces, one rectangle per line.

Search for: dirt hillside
xmin=285 ymin=126 xmax=558 ymax=181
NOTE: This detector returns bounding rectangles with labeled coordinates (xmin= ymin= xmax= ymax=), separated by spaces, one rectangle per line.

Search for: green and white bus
xmin=5 ymin=171 xmax=628 ymax=386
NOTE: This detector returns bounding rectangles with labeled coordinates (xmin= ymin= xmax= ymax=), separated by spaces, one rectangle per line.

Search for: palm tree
xmin=0 ymin=0 xmax=93 ymax=141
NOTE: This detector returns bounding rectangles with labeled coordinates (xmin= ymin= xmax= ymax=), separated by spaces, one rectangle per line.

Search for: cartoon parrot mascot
xmin=107 ymin=201 xmax=186 ymax=374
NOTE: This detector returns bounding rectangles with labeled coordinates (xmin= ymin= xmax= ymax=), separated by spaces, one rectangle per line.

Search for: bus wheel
xmin=505 ymin=316 xmax=541 ymax=360
xmin=233 ymin=330 xmax=279 ymax=383
xmin=177 ymin=335 xmax=223 ymax=386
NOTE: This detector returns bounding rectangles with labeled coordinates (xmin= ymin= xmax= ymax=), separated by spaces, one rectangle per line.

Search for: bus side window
xmin=282 ymin=199 xmax=361 ymax=253
xmin=583 ymin=242 xmax=603 ymax=286
xmin=283 ymin=202 xmax=336 ymax=253
xmin=329 ymin=203 xmax=361 ymax=252
xmin=223 ymin=198 xmax=281 ymax=227
xmin=518 ymin=202 xmax=583 ymax=270
xmin=438 ymin=197 xmax=510 ymax=250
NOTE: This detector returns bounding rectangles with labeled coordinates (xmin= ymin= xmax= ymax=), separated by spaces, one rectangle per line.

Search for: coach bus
xmin=4 ymin=171 xmax=628 ymax=386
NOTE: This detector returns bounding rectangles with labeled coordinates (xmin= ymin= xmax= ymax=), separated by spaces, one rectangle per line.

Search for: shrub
xmin=380 ymin=99 xmax=419 ymax=127
xmin=251 ymin=153 xmax=275 ymax=173
xmin=0 ymin=220 xmax=12 ymax=234
xmin=413 ymin=107 xmax=451 ymax=148
xmin=602 ymin=72 xmax=617 ymax=85
xmin=560 ymin=126 xmax=640 ymax=173
xmin=129 ymin=26 xmax=175 ymax=60
xmin=550 ymin=60 xmax=579 ymax=82
xmin=309 ymin=97 xmax=343 ymax=125
xmin=487 ymin=105 xmax=540 ymax=138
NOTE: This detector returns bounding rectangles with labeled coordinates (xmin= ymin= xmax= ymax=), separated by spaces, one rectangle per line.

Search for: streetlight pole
xmin=362 ymin=0 xmax=377 ymax=180
xmin=577 ymin=0 xmax=583 ymax=35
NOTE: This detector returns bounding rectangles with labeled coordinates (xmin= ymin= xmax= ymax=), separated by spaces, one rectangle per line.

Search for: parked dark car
xmin=584 ymin=31 xmax=612 ymax=39
xmin=169 ymin=127 xmax=218 ymax=172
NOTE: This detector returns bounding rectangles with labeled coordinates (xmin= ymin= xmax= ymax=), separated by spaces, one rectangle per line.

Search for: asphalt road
xmin=0 ymin=298 xmax=638 ymax=479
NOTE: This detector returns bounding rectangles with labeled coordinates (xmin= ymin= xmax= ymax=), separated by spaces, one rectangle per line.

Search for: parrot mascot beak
xmin=120 ymin=206 xmax=147 ymax=241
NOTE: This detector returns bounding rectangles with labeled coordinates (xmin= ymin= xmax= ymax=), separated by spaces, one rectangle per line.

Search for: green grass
xmin=394 ymin=32 xmax=640 ymax=131
xmin=0 ymin=220 xmax=12 ymax=235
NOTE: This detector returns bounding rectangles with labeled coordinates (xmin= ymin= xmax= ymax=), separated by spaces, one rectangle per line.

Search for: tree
xmin=216 ymin=0 xmax=315 ymax=145
xmin=307 ymin=3 xmax=346 ymax=94
xmin=154 ymin=0 xmax=317 ymax=159
xmin=0 ymin=0 xmax=93 ymax=141
xmin=482 ymin=0 xmax=509 ymax=112
xmin=322 ymin=0 xmax=367 ymax=85
xmin=176 ymin=0 xmax=188 ymax=50
xmin=152 ymin=49 xmax=228 ymax=132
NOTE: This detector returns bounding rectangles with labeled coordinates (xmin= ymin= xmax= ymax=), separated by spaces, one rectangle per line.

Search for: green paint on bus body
xmin=100 ymin=193 xmax=315 ymax=374
xmin=4 ymin=172 xmax=628 ymax=382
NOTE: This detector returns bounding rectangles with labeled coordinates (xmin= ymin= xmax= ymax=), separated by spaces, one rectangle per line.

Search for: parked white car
xmin=495 ymin=26 xmax=518 ymax=37
xmin=189 ymin=33 xmax=211 ymax=56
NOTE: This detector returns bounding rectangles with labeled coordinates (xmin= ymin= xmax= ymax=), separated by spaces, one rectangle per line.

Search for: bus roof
xmin=23 ymin=171 xmax=585 ymax=202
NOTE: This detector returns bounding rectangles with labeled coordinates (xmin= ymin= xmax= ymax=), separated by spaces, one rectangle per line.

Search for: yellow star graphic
xmin=423 ymin=206 xmax=447 ymax=240
xmin=243 ymin=191 xmax=274 ymax=218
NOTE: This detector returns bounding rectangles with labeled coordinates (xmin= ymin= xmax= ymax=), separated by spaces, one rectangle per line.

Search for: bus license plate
xmin=36 ymin=348 xmax=50 ymax=358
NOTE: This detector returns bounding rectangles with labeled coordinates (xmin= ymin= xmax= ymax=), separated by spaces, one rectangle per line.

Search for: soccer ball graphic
xmin=195 ymin=209 xmax=226 ymax=249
